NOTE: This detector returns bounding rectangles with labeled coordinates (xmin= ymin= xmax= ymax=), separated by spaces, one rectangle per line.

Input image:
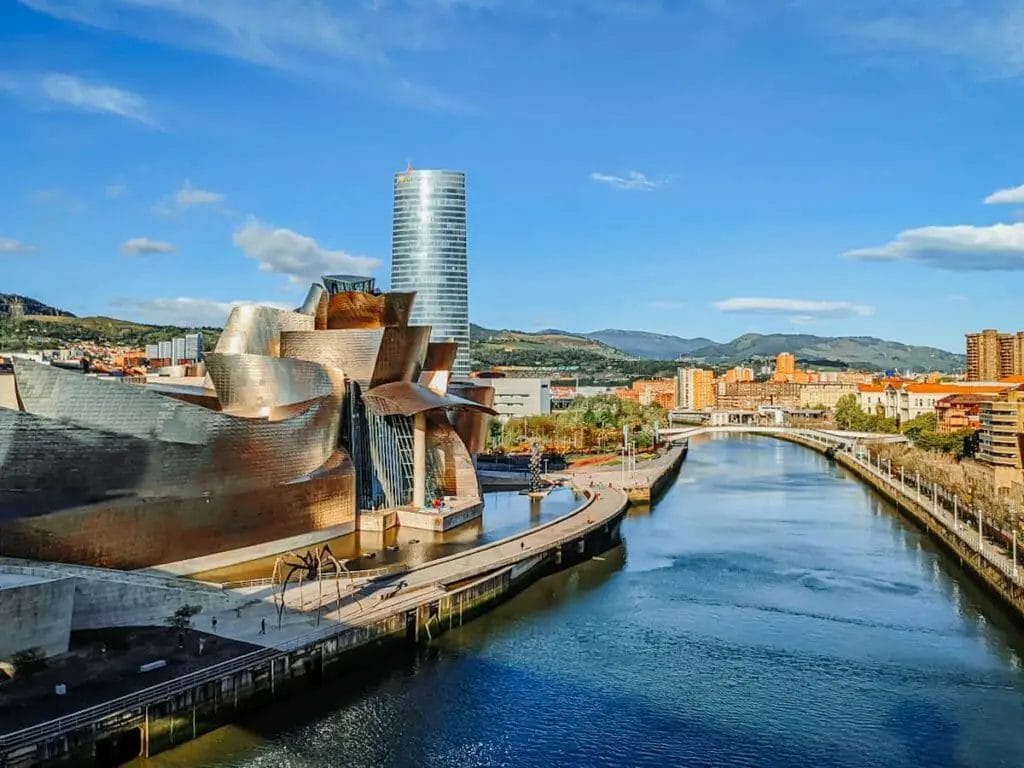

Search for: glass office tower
xmin=391 ymin=169 xmax=470 ymax=377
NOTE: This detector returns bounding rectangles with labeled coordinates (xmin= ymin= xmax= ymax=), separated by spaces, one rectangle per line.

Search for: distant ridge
xmin=0 ymin=293 xmax=75 ymax=318
xmin=473 ymin=324 xmax=963 ymax=372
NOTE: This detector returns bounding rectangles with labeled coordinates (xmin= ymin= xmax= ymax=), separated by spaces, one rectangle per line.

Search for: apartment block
xmin=677 ymin=368 xmax=716 ymax=410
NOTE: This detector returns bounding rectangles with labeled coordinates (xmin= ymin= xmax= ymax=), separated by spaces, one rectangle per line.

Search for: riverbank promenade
xmin=0 ymin=482 xmax=629 ymax=766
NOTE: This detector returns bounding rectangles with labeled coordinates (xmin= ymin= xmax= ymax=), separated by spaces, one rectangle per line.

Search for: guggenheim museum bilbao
xmin=0 ymin=276 xmax=495 ymax=570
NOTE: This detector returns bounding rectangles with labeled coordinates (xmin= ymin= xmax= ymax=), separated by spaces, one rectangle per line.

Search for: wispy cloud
xmin=0 ymin=70 xmax=157 ymax=126
xmin=29 ymin=187 xmax=85 ymax=213
xmin=0 ymin=237 xmax=39 ymax=255
xmin=984 ymin=183 xmax=1024 ymax=205
xmin=714 ymin=297 xmax=875 ymax=319
xmin=233 ymin=218 xmax=380 ymax=285
xmin=153 ymin=180 xmax=225 ymax=216
xmin=845 ymin=222 xmax=1024 ymax=270
xmin=648 ymin=300 xmax=685 ymax=310
xmin=121 ymin=237 xmax=175 ymax=256
xmin=105 ymin=182 xmax=127 ymax=198
xmin=18 ymin=0 xmax=468 ymax=112
xmin=108 ymin=296 xmax=290 ymax=328
xmin=589 ymin=171 xmax=664 ymax=191
xmin=839 ymin=3 xmax=1024 ymax=79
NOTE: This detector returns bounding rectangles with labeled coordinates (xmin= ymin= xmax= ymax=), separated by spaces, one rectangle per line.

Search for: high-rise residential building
xmin=677 ymin=368 xmax=716 ymax=410
xmin=775 ymin=352 xmax=796 ymax=378
xmin=157 ymin=340 xmax=173 ymax=360
xmin=967 ymin=329 xmax=1002 ymax=381
xmin=185 ymin=332 xmax=204 ymax=362
xmin=391 ymin=168 xmax=470 ymax=377
xmin=966 ymin=329 xmax=1024 ymax=380
xmin=171 ymin=337 xmax=187 ymax=364
xmin=722 ymin=366 xmax=754 ymax=384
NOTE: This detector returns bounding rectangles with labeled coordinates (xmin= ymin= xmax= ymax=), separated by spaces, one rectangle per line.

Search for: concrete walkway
xmin=205 ymin=485 xmax=628 ymax=650
xmin=552 ymin=444 xmax=686 ymax=495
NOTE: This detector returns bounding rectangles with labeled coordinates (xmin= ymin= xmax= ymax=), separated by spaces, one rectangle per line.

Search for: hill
xmin=0 ymin=313 xmax=220 ymax=352
xmin=581 ymin=329 xmax=714 ymax=360
xmin=0 ymin=293 xmax=74 ymax=318
xmin=471 ymin=324 xmax=963 ymax=374
xmin=685 ymin=333 xmax=963 ymax=372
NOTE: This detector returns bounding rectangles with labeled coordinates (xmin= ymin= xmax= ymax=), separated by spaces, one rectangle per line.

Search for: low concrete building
xmin=857 ymin=383 xmax=885 ymax=415
xmin=0 ymin=568 xmax=75 ymax=661
xmin=487 ymin=377 xmax=552 ymax=419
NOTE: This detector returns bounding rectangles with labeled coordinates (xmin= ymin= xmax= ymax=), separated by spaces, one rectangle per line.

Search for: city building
xmin=390 ymin=167 xmax=470 ymax=377
xmin=935 ymin=393 xmax=990 ymax=433
xmin=966 ymin=329 xmax=1024 ymax=380
xmin=721 ymin=366 xmax=754 ymax=384
xmin=773 ymin=352 xmax=796 ymax=382
xmin=185 ymin=332 xmax=203 ymax=362
xmin=157 ymin=340 xmax=172 ymax=360
xmin=615 ymin=378 xmax=678 ymax=409
xmin=884 ymin=382 xmax=1010 ymax=423
xmin=677 ymin=368 xmax=716 ymax=410
xmin=486 ymin=376 xmax=552 ymax=418
xmin=797 ymin=383 xmax=857 ymax=410
xmin=0 ymin=278 xmax=496 ymax=569
xmin=716 ymin=381 xmax=801 ymax=410
xmin=857 ymin=383 xmax=885 ymax=415
xmin=977 ymin=387 xmax=1024 ymax=488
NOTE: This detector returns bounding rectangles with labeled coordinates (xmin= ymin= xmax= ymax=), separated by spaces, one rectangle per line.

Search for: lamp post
xmin=954 ymin=494 xmax=959 ymax=530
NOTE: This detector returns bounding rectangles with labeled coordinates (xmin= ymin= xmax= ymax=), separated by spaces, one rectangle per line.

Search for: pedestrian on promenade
xmin=259 ymin=618 xmax=266 ymax=635
xmin=520 ymin=541 xmax=525 ymax=551
xmin=211 ymin=616 xmax=218 ymax=633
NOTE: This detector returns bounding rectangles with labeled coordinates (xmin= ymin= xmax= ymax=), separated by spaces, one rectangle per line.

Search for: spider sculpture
xmin=271 ymin=544 xmax=354 ymax=627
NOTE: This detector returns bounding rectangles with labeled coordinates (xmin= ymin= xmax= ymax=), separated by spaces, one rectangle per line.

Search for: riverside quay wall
xmin=773 ymin=431 xmax=1024 ymax=623
xmin=0 ymin=488 xmax=628 ymax=768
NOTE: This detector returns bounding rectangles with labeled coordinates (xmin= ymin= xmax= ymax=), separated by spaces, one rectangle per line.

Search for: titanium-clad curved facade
xmin=0 ymin=276 xmax=492 ymax=569
xmin=391 ymin=169 xmax=470 ymax=377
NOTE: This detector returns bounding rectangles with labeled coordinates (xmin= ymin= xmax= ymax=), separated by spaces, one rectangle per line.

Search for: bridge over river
xmin=661 ymin=424 xmax=909 ymax=445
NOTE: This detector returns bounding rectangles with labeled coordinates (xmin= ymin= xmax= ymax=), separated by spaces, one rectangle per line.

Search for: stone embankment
xmin=0 ymin=483 xmax=629 ymax=768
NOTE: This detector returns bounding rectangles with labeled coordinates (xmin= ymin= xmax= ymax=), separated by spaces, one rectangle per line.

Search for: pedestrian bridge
xmin=661 ymin=425 xmax=908 ymax=445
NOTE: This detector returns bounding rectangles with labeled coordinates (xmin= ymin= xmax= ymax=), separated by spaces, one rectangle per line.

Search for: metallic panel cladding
xmin=325 ymin=291 xmax=415 ymax=329
xmin=391 ymin=169 xmax=470 ymax=377
xmin=205 ymin=353 xmax=333 ymax=410
xmin=215 ymin=305 xmax=314 ymax=356
xmin=281 ymin=327 xmax=430 ymax=388
xmin=448 ymin=383 xmax=495 ymax=454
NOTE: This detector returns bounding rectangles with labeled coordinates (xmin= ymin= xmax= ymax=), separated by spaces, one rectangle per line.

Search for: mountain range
xmin=2 ymin=294 xmax=964 ymax=373
xmin=472 ymin=325 xmax=964 ymax=372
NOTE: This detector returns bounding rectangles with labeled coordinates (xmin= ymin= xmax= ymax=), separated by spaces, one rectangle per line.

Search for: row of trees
xmin=489 ymin=395 xmax=666 ymax=454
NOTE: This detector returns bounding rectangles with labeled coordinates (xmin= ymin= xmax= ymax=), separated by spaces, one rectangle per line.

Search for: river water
xmin=137 ymin=434 xmax=1024 ymax=767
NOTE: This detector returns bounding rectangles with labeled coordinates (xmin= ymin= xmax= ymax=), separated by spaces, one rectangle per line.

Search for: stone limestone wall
xmin=0 ymin=574 xmax=74 ymax=660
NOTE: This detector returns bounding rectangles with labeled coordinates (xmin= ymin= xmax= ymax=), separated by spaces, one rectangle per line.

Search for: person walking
xmin=211 ymin=616 xmax=218 ymax=633
xmin=259 ymin=618 xmax=266 ymax=635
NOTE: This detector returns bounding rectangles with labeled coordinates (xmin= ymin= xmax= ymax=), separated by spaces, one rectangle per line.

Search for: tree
xmin=165 ymin=604 xmax=202 ymax=630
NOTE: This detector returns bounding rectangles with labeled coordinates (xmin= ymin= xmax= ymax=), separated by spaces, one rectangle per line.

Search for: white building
xmin=487 ymin=377 xmax=551 ymax=419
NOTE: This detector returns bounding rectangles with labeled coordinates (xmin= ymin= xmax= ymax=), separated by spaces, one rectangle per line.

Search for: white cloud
xmin=121 ymin=237 xmax=175 ymax=256
xmin=108 ymin=296 xmax=290 ymax=328
xmin=648 ymin=300 xmax=685 ymax=310
xmin=0 ymin=237 xmax=38 ymax=255
xmin=153 ymin=180 xmax=225 ymax=215
xmin=233 ymin=218 xmax=380 ymax=284
xmin=984 ymin=183 xmax=1024 ymax=205
xmin=844 ymin=222 xmax=1024 ymax=270
xmin=0 ymin=71 xmax=158 ymax=125
xmin=105 ymin=182 xmax=127 ymax=198
xmin=17 ymin=0 xmax=466 ymax=112
xmin=589 ymin=171 xmax=663 ymax=191
xmin=714 ymin=297 xmax=875 ymax=319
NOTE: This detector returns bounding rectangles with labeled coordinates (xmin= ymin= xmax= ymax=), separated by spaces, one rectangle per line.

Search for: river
xmin=135 ymin=434 xmax=1024 ymax=767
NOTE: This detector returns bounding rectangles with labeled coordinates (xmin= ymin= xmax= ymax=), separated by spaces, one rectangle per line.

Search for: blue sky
xmin=3 ymin=0 xmax=1024 ymax=352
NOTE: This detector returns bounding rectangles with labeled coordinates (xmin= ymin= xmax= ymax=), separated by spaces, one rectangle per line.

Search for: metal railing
xmin=0 ymin=488 xmax=612 ymax=754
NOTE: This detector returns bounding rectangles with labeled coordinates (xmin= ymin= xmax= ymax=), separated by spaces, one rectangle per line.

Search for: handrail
xmin=219 ymin=564 xmax=409 ymax=591
xmin=0 ymin=486 xmax=614 ymax=752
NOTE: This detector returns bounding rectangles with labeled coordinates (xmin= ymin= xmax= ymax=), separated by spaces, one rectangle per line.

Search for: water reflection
xmin=195 ymin=489 xmax=582 ymax=582
xmin=145 ymin=435 xmax=1024 ymax=768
